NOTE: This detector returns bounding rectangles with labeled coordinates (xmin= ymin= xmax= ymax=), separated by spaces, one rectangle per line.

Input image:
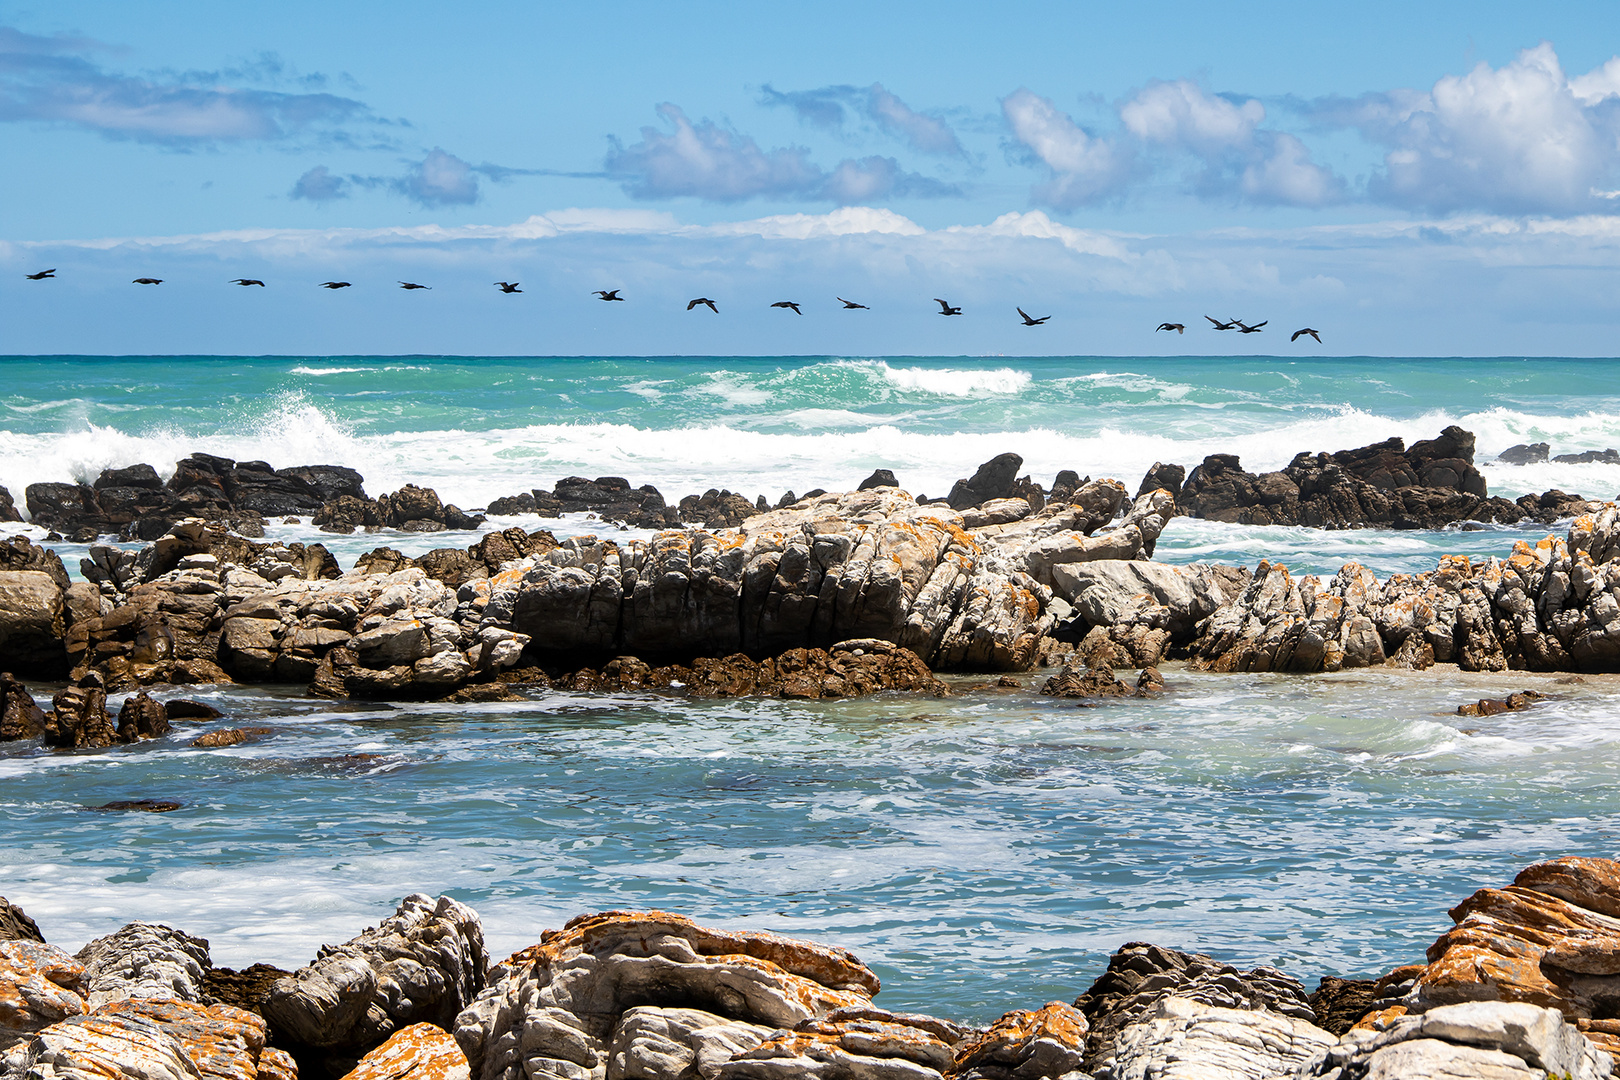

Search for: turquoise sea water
xmin=3 ymin=354 xmax=1620 ymax=1021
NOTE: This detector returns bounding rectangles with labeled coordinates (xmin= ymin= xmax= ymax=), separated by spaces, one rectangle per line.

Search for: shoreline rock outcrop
xmin=8 ymin=858 xmax=1620 ymax=1079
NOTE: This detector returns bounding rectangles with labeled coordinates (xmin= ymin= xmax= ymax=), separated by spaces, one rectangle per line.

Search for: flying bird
xmin=318 ymin=281 xmax=352 ymax=289
xmin=593 ymin=289 xmax=624 ymax=301
xmin=687 ymin=297 xmax=718 ymax=313
xmin=25 ymin=269 xmax=55 ymax=280
xmin=1234 ymin=319 xmax=1267 ymax=334
xmin=837 ymin=297 xmax=868 ymax=309
xmin=495 ymin=281 xmax=522 ymax=293
xmin=934 ymin=298 xmax=962 ymax=316
xmin=398 ymin=281 xmax=431 ymax=290
xmin=770 ymin=301 xmax=802 ymax=315
xmin=230 ymin=278 xmax=265 ymax=287
xmin=1017 ymin=307 xmax=1050 ymax=326
xmin=1157 ymin=323 xmax=1185 ymax=334
xmin=132 ymin=278 xmax=163 ymax=285
xmin=1205 ymin=316 xmax=1238 ymax=330
xmin=1291 ymin=328 xmax=1322 ymax=343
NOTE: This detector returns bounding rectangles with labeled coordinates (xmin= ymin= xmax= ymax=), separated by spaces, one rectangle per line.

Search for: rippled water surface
xmin=5 ymin=668 xmax=1617 ymax=1022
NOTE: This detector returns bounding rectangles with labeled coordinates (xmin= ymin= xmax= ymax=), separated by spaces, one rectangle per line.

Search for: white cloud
xmin=1001 ymin=88 xmax=1134 ymax=208
xmin=396 ymin=147 xmax=479 ymax=206
xmin=1120 ymin=79 xmax=1264 ymax=153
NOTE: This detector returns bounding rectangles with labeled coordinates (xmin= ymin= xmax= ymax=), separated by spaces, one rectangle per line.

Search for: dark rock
xmin=563 ymin=640 xmax=948 ymax=699
xmin=1457 ymin=689 xmax=1547 ymax=717
xmin=353 ymin=547 xmax=415 ymax=576
xmin=276 ymin=464 xmax=367 ymax=503
xmin=202 ymin=962 xmax=292 ymax=1015
xmin=24 ymin=481 xmax=99 ymax=531
xmin=1040 ymin=665 xmax=1135 ymax=698
xmin=90 ymin=799 xmax=183 ymax=812
xmin=1497 ymin=442 xmax=1550 ymax=465
xmin=190 ymin=726 xmax=272 ymax=748
xmin=1136 ymin=461 xmax=1186 ymax=499
xmin=678 ymin=488 xmax=757 ymax=529
xmin=858 ymin=468 xmax=899 ymax=490
xmin=1553 ymin=448 xmax=1620 ymax=464
xmin=1308 ymin=975 xmax=1378 ymax=1036
xmin=164 ymin=698 xmax=223 ymax=721
xmin=486 ymin=491 xmax=536 ymax=515
xmin=1048 ymin=469 xmax=1083 ymax=502
xmin=1072 ymin=941 xmax=1316 ymax=1074
xmin=776 ymin=490 xmax=798 ymax=509
xmin=115 ymin=690 xmax=172 ymax=742
xmin=0 ymin=671 xmax=47 ymax=740
xmin=948 ymin=452 xmax=1023 ymax=509
xmin=0 ymin=485 xmax=20 ymax=523
xmin=43 ymin=672 xmax=116 ymax=749
xmin=314 ymin=494 xmax=381 ymax=533
xmin=440 ymin=503 xmax=486 ymax=531
xmin=378 ymin=484 xmax=445 ymax=529
xmin=94 ymin=464 xmax=164 ymax=491
xmin=0 ymin=895 xmax=43 ymax=942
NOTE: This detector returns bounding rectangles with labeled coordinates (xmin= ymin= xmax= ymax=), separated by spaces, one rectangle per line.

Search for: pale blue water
xmin=3 ymin=354 xmax=1619 ymax=1021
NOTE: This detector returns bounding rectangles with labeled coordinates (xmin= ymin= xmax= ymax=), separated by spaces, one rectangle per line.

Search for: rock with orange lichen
xmin=454 ymin=910 xmax=886 ymax=1080
xmin=6 ymin=997 xmax=282 ymax=1080
xmin=1396 ymin=856 xmax=1620 ymax=1060
xmin=343 ymin=1022 xmax=468 ymax=1080
xmin=949 ymin=1002 xmax=1088 ymax=1080
xmin=263 ymin=893 xmax=485 ymax=1068
xmin=0 ymin=940 xmax=86 ymax=1049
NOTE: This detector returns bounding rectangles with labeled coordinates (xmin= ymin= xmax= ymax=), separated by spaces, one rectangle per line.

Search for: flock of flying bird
xmin=21 ymin=269 xmax=1323 ymax=340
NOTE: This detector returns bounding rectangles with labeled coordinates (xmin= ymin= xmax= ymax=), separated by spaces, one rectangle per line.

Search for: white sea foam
xmin=287 ymin=365 xmax=376 ymax=375
xmin=851 ymin=360 xmax=1032 ymax=397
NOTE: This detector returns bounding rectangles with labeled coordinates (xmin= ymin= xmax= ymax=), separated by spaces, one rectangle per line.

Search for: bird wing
xmin=1018 ymin=308 xmax=1031 ymax=321
xmin=1252 ymin=321 xmax=1267 ymax=329
xmin=1205 ymin=316 xmax=1223 ymax=327
xmin=687 ymin=299 xmax=699 ymax=309
xmin=935 ymin=298 xmax=949 ymax=312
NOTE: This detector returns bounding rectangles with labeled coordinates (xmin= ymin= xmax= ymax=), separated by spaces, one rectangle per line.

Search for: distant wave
xmin=288 ymin=365 xmax=376 ymax=375
xmin=862 ymin=360 xmax=1031 ymax=397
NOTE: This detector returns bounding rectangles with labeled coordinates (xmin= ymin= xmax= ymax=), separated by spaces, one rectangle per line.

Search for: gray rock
xmin=1497 ymin=443 xmax=1550 ymax=465
xmin=74 ymin=923 xmax=211 ymax=1009
xmin=1106 ymin=997 xmax=1332 ymax=1080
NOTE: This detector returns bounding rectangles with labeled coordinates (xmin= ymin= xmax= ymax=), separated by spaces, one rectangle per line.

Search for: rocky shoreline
xmin=5 ymin=855 xmax=1620 ymax=1078
xmin=1 ymin=427 xmax=1619 ymax=718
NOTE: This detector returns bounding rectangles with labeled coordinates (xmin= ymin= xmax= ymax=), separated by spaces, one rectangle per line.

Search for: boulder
xmin=0 ymin=673 xmax=46 ymax=741
xmin=75 ymin=922 xmax=212 ymax=1009
xmin=950 ymin=1001 xmax=1087 ymax=1080
xmin=9 ymin=997 xmax=278 ymax=1080
xmin=858 ymin=469 xmax=900 ymax=491
xmin=263 ymin=893 xmax=486 ymax=1066
xmin=43 ymin=673 xmax=117 ymax=749
xmin=1297 ymin=1000 xmax=1613 ymax=1079
xmin=1109 ymin=996 xmax=1332 ymax=1080
xmin=0 ymin=486 xmax=20 ymax=523
xmin=454 ymin=910 xmax=882 ymax=1080
xmin=116 ymin=690 xmax=173 ymax=743
xmin=1051 ymin=560 xmax=1247 ymax=639
xmin=0 ymin=899 xmax=42 ymax=944
xmin=1136 ymin=462 xmax=1186 ymax=501
xmin=1497 ymin=443 xmax=1551 ymax=465
xmin=343 ymin=1021 xmax=470 ymax=1080
xmin=1041 ymin=664 xmax=1136 ymax=699
xmin=1072 ymin=940 xmax=1318 ymax=1075
xmin=948 ymin=454 xmax=1024 ymax=509
xmin=0 ymin=568 xmax=68 ymax=677
xmin=0 ymin=940 xmax=86 ymax=1048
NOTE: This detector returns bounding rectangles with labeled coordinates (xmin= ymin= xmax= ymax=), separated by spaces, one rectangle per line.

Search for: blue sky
xmin=3 ymin=0 xmax=1620 ymax=355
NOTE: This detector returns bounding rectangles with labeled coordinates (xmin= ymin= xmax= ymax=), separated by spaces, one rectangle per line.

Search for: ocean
xmin=3 ymin=353 xmax=1619 ymax=1021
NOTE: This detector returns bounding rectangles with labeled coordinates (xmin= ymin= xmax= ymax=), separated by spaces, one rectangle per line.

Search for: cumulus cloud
xmin=396 ymin=147 xmax=479 ymax=205
xmin=761 ymin=82 xmax=966 ymax=157
xmin=1307 ymin=44 xmax=1620 ymax=215
xmin=1000 ymin=88 xmax=1134 ymax=208
xmin=605 ymin=103 xmax=958 ymax=203
xmin=0 ymin=25 xmax=369 ymax=144
xmin=291 ymin=165 xmax=346 ymax=202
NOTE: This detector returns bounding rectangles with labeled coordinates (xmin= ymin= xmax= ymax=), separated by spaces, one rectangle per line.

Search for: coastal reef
xmin=5 ymin=856 xmax=1620 ymax=1078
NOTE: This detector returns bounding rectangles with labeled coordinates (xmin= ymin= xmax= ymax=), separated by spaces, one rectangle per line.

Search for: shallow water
xmin=4 ymin=667 xmax=1614 ymax=1022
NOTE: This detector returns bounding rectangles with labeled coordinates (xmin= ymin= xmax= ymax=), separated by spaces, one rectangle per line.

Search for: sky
xmin=2 ymin=1 xmax=1620 ymax=356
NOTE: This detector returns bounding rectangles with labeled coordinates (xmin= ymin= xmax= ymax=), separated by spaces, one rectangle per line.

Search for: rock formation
xmin=1299 ymin=1001 xmax=1612 ymax=1078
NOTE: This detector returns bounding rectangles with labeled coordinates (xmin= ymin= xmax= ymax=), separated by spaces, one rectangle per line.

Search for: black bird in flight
xmin=133 ymin=278 xmax=163 ymax=285
xmin=837 ymin=297 xmax=868 ymax=309
xmin=1017 ymin=307 xmax=1050 ymax=326
xmin=1291 ymin=328 xmax=1322 ymax=343
xmin=934 ymin=298 xmax=962 ymax=316
xmin=1234 ymin=319 xmax=1267 ymax=334
xmin=319 ymin=281 xmax=352 ymax=289
xmin=770 ymin=301 xmax=802 ymax=315
xmin=495 ymin=281 xmax=522 ymax=293
xmin=1157 ymin=323 xmax=1185 ymax=334
xmin=230 ymin=278 xmax=265 ymax=287
xmin=593 ymin=289 xmax=624 ymax=301
xmin=1205 ymin=316 xmax=1238 ymax=330
xmin=25 ymin=269 xmax=55 ymax=280
xmin=399 ymin=281 xmax=431 ymax=290
xmin=687 ymin=297 xmax=718 ymax=312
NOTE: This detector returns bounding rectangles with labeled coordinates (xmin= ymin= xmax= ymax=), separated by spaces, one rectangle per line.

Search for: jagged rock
xmin=202 ymin=963 xmax=291 ymax=1017
xmin=562 ymin=640 xmax=948 ymax=699
xmin=679 ymin=489 xmax=758 ymax=529
xmin=1041 ymin=665 xmax=1134 ymax=698
xmin=858 ymin=470 xmax=899 ymax=491
xmin=76 ymin=922 xmax=211 ymax=1009
xmin=263 ymin=893 xmax=486 ymax=1065
xmin=1555 ymin=449 xmax=1620 ymax=465
xmin=951 ymin=1001 xmax=1087 ymax=1080
xmin=344 ymin=1021 xmax=469 ymax=1079
xmin=43 ymin=673 xmax=116 ymax=749
xmin=948 ymin=454 xmax=1025 ymax=509
xmin=1109 ymin=996 xmax=1332 ymax=1080
xmin=1135 ymin=462 xmax=1186 ymax=501
xmin=1298 ymin=1000 xmax=1613 ymax=1079
xmin=317 ymin=495 xmax=383 ymax=533
xmin=1457 ymin=690 xmax=1546 ymax=717
xmin=0 ymin=561 xmax=69 ymax=677
xmin=1052 ymin=560 xmax=1248 ymax=640
xmin=1073 ymin=941 xmax=1317 ymax=1075
xmin=0 ymin=940 xmax=86 ymax=1048
xmin=0 ymin=673 xmax=46 ymax=741
xmin=1189 ymin=561 xmax=1392 ymax=674
xmin=8 ymin=997 xmax=277 ymax=1080
xmin=718 ymin=1008 xmax=959 ymax=1080
xmin=608 ymin=1006 xmax=772 ymax=1080
xmin=1498 ymin=443 xmax=1551 ymax=465
xmin=1308 ymin=977 xmax=1379 ymax=1036
xmin=0 ymin=486 xmax=20 ymax=523
xmin=454 ymin=910 xmax=882 ymax=1080
xmin=0 ymin=899 xmax=42 ymax=944
xmin=116 ymin=690 xmax=172 ymax=742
